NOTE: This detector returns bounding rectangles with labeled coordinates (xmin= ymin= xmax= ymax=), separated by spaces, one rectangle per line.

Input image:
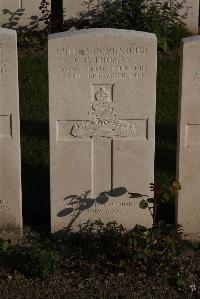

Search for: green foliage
xmin=88 ymin=0 xmax=190 ymax=52
xmin=0 ymin=240 xmax=9 ymax=253
xmin=139 ymin=199 xmax=148 ymax=209
xmin=17 ymin=32 xmax=47 ymax=52
xmin=129 ymin=181 xmax=181 ymax=224
xmin=176 ymin=276 xmax=188 ymax=291
xmin=65 ymin=219 xmax=184 ymax=272
xmin=66 ymin=220 xmax=126 ymax=259
xmin=20 ymin=247 xmax=59 ymax=278
xmin=118 ymin=221 xmax=183 ymax=271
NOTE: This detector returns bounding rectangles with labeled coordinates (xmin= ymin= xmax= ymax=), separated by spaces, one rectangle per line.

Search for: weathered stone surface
xmin=63 ymin=0 xmax=103 ymax=21
xmin=0 ymin=28 xmax=22 ymax=239
xmin=0 ymin=0 xmax=51 ymax=30
xmin=177 ymin=36 xmax=200 ymax=241
xmin=157 ymin=0 xmax=199 ymax=34
xmin=178 ymin=0 xmax=199 ymax=34
xmin=49 ymin=28 xmax=157 ymax=233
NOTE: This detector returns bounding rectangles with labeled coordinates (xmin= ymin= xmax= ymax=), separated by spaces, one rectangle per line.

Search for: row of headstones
xmin=0 ymin=0 xmax=199 ymax=34
xmin=0 ymin=26 xmax=199 ymax=240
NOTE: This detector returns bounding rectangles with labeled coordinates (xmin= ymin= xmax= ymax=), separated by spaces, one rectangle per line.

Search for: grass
xmin=156 ymin=57 xmax=179 ymax=184
xmin=19 ymin=56 xmax=49 ymax=228
xmin=18 ymin=54 xmax=180 ymax=227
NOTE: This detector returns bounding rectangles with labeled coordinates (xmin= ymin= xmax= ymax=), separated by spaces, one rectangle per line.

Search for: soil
xmin=0 ymin=228 xmax=199 ymax=299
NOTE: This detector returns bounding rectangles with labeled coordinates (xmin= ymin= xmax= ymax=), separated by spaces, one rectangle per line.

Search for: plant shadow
xmin=58 ymin=187 xmax=128 ymax=231
xmin=1 ymin=0 xmax=51 ymax=32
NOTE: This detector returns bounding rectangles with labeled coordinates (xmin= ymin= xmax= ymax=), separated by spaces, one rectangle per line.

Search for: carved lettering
xmin=194 ymin=69 xmax=200 ymax=83
xmin=0 ymin=200 xmax=9 ymax=211
xmin=56 ymin=45 xmax=149 ymax=80
xmin=87 ymin=201 xmax=135 ymax=214
xmin=57 ymin=47 xmax=148 ymax=56
xmin=0 ymin=61 xmax=9 ymax=73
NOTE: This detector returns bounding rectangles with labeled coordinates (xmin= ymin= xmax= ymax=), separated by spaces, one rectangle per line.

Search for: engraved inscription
xmin=0 ymin=200 xmax=9 ymax=211
xmin=57 ymin=46 xmax=149 ymax=80
xmin=0 ymin=61 xmax=9 ymax=73
xmin=87 ymin=201 xmax=135 ymax=214
xmin=57 ymin=47 xmax=148 ymax=56
xmin=194 ymin=68 xmax=200 ymax=83
xmin=71 ymin=87 xmax=135 ymax=138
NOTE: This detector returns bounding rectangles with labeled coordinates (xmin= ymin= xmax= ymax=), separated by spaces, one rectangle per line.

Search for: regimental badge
xmin=71 ymin=87 xmax=135 ymax=138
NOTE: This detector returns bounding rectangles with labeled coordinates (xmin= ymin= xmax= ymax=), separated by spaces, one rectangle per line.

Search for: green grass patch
xmin=19 ymin=56 xmax=49 ymax=226
xmin=156 ymin=57 xmax=179 ymax=184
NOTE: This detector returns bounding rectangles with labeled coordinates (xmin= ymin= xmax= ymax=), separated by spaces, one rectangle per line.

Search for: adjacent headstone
xmin=63 ymin=0 xmax=104 ymax=22
xmin=177 ymin=36 xmax=200 ymax=241
xmin=177 ymin=0 xmax=199 ymax=34
xmin=0 ymin=0 xmax=51 ymax=31
xmin=0 ymin=28 xmax=22 ymax=239
xmin=169 ymin=0 xmax=199 ymax=34
xmin=49 ymin=28 xmax=157 ymax=233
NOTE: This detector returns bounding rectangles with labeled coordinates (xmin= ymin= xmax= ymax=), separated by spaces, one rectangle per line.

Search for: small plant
xmin=20 ymin=247 xmax=59 ymax=278
xmin=0 ymin=240 xmax=9 ymax=253
xmin=129 ymin=181 xmax=181 ymax=225
xmin=65 ymin=218 xmax=184 ymax=273
xmin=17 ymin=32 xmax=42 ymax=48
xmin=175 ymin=275 xmax=188 ymax=291
xmin=119 ymin=221 xmax=183 ymax=271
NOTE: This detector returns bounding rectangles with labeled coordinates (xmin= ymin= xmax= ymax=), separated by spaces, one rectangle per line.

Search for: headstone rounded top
xmin=182 ymin=35 xmax=200 ymax=45
xmin=49 ymin=28 xmax=157 ymax=41
xmin=0 ymin=27 xmax=16 ymax=36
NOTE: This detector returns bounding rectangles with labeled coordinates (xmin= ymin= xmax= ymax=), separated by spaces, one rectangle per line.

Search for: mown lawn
xmin=18 ymin=55 xmax=180 ymax=227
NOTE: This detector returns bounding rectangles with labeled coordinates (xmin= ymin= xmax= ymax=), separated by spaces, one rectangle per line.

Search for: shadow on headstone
xmin=63 ymin=1 xmax=104 ymax=31
xmin=57 ymin=187 xmax=128 ymax=232
xmin=1 ymin=0 xmax=51 ymax=32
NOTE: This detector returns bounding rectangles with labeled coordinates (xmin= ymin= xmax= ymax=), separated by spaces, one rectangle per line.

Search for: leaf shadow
xmin=58 ymin=187 xmax=128 ymax=231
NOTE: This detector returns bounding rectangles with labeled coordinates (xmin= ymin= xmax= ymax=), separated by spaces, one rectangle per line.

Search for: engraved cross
xmin=57 ymin=84 xmax=148 ymax=196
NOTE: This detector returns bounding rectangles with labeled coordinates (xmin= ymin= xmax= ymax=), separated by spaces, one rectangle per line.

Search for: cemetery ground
xmin=0 ymin=48 xmax=199 ymax=298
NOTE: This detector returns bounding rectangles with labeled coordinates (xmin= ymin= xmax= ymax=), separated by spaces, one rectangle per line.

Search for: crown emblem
xmin=95 ymin=87 xmax=111 ymax=102
xmin=70 ymin=86 xmax=135 ymax=138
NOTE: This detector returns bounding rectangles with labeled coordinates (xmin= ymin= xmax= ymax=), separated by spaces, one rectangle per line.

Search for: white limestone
xmin=49 ymin=28 xmax=157 ymax=233
xmin=178 ymin=0 xmax=199 ymax=34
xmin=0 ymin=0 xmax=51 ymax=30
xmin=177 ymin=36 xmax=200 ymax=241
xmin=63 ymin=0 xmax=103 ymax=21
xmin=157 ymin=0 xmax=199 ymax=34
xmin=0 ymin=28 xmax=22 ymax=239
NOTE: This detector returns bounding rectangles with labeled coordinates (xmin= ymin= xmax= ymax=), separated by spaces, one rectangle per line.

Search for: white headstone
xmin=0 ymin=28 xmax=22 ymax=239
xmin=0 ymin=0 xmax=51 ymax=30
xmin=63 ymin=0 xmax=104 ymax=21
xmin=177 ymin=36 xmax=200 ymax=241
xmin=149 ymin=0 xmax=199 ymax=34
xmin=49 ymin=28 xmax=157 ymax=233
xmin=178 ymin=0 xmax=199 ymax=34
